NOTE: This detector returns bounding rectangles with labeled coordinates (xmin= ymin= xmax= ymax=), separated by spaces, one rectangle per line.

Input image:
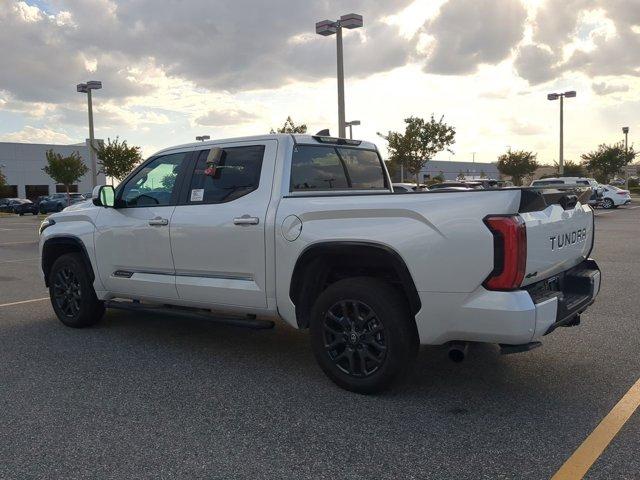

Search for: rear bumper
xmin=526 ymin=259 xmax=601 ymax=336
xmin=413 ymin=259 xmax=600 ymax=345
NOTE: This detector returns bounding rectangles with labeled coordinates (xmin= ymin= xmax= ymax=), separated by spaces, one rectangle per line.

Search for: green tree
xmin=381 ymin=115 xmax=456 ymax=186
xmin=457 ymin=170 xmax=466 ymax=180
xmin=270 ymin=116 xmax=307 ymax=134
xmin=479 ymin=170 xmax=487 ymax=179
xmin=496 ymin=150 xmax=538 ymax=186
xmin=581 ymin=142 xmax=636 ymax=183
xmin=553 ymin=159 xmax=585 ymax=177
xmin=42 ymin=150 xmax=89 ymax=204
xmin=0 ymin=166 xmax=6 ymax=189
xmin=96 ymin=136 xmax=142 ymax=183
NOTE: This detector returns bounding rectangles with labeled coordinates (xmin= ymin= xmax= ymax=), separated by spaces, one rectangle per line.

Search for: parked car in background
xmin=0 ymin=198 xmax=22 ymax=213
xmin=392 ymin=183 xmax=429 ymax=193
xmin=530 ymin=177 xmax=603 ymax=207
xmin=428 ymin=182 xmax=476 ymax=191
xmin=12 ymin=199 xmax=39 ymax=215
xmin=609 ymin=178 xmax=626 ymax=186
xmin=82 ymin=192 xmax=93 ymax=199
xmin=39 ymin=193 xmax=87 ymax=213
xmin=600 ymin=185 xmax=631 ymax=209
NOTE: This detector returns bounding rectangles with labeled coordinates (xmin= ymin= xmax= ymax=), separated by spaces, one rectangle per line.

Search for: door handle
xmin=233 ymin=215 xmax=259 ymax=226
xmin=148 ymin=217 xmax=169 ymax=226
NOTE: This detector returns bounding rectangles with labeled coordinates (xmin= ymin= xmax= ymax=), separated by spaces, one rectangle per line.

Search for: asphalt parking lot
xmin=1 ymin=204 xmax=639 ymax=480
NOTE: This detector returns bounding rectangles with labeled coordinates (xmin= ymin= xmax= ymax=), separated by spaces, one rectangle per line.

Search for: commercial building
xmin=420 ymin=160 xmax=500 ymax=181
xmin=391 ymin=160 xmax=500 ymax=183
xmin=0 ymin=140 xmax=105 ymax=199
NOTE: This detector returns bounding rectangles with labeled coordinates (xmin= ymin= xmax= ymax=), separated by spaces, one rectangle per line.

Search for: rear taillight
xmin=483 ymin=215 xmax=527 ymax=291
xmin=617 ymin=192 xmax=628 ymax=196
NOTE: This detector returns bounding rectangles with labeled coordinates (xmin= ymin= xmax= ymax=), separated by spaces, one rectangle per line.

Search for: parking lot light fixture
xmin=547 ymin=90 xmax=576 ymax=175
xmin=623 ymin=127 xmax=630 ymax=153
xmin=196 ymin=135 xmax=211 ymax=142
xmin=346 ymin=120 xmax=361 ymax=139
xmin=77 ymin=80 xmax=102 ymax=188
xmin=316 ymin=13 xmax=363 ymax=138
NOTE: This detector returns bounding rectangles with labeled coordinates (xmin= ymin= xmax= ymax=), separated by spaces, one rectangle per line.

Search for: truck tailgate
xmin=520 ymin=196 xmax=594 ymax=287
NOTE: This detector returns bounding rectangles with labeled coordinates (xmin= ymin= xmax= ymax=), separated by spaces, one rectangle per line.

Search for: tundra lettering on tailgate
xmin=549 ymin=228 xmax=587 ymax=250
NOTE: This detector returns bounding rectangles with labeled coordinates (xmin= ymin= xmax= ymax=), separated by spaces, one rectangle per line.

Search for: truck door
xmin=94 ymin=151 xmax=191 ymax=300
xmin=169 ymin=140 xmax=277 ymax=308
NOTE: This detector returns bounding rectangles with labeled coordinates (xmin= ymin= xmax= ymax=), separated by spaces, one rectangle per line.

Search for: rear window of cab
xmin=290 ymin=145 xmax=387 ymax=191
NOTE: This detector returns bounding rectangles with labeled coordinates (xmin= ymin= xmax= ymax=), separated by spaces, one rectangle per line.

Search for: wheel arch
xmin=289 ymin=241 xmax=421 ymax=329
xmin=42 ymin=236 xmax=95 ymax=287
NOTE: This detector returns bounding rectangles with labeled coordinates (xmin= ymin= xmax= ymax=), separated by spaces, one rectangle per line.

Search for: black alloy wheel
xmin=49 ymin=253 xmax=105 ymax=328
xmin=322 ymin=300 xmax=387 ymax=377
xmin=310 ymin=277 xmax=418 ymax=394
xmin=52 ymin=266 xmax=82 ymax=318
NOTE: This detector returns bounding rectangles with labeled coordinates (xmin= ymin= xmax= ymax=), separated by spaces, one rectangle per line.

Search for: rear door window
xmin=187 ymin=145 xmax=265 ymax=204
xmin=290 ymin=145 xmax=386 ymax=191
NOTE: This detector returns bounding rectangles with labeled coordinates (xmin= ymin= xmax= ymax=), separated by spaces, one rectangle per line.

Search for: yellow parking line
xmin=551 ymin=377 xmax=640 ymax=479
xmin=0 ymin=297 xmax=49 ymax=308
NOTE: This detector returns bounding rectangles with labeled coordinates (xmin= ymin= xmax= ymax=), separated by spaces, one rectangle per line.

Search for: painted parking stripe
xmin=551 ymin=377 xmax=640 ymax=479
xmin=0 ymin=241 xmax=38 ymax=246
xmin=0 ymin=257 xmax=39 ymax=264
xmin=0 ymin=297 xmax=49 ymax=308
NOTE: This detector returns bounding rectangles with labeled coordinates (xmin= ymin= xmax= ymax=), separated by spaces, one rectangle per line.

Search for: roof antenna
xmin=316 ymin=129 xmax=330 ymax=136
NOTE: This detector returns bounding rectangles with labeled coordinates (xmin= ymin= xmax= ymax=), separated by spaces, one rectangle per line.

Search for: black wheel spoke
xmin=325 ymin=336 xmax=346 ymax=350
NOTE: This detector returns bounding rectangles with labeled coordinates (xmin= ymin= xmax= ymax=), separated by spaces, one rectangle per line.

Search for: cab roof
xmin=152 ymin=134 xmax=378 ymax=157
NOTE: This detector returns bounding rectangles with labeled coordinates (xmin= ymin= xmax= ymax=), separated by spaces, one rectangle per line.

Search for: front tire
xmin=602 ymin=198 xmax=614 ymax=209
xmin=49 ymin=253 xmax=105 ymax=328
xmin=310 ymin=277 xmax=418 ymax=394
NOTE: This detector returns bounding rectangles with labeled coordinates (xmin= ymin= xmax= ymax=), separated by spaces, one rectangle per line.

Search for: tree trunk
xmin=66 ymin=184 xmax=70 ymax=206
xmin=415 ymin=172 xmax=420 ymax=187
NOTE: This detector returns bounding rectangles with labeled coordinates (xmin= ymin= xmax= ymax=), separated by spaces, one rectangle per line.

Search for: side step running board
xmin=499 ymin=341 xmax=542 ymax=355
xmin=105 ymin=300 xmax=275 ymax=330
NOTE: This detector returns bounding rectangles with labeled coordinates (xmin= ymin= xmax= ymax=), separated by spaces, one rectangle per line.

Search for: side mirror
xmin=92 ymin=185 xmax=115 ymax=207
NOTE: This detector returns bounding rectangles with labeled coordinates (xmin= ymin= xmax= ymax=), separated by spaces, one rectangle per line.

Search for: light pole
xmin=196 ymin=135 xmax=210 ymax=142
xmin=316 ymin=13 xmax=363 ymax=138
xmin=346 ymin=120 xmax=360 ymax=139
xmin=547 ymin=90 xmax=576 ymax=175
xmin=623 ymin=127 xmax=629 ymax=153
xmin=77 ymin=81 xmax=102 ymax=188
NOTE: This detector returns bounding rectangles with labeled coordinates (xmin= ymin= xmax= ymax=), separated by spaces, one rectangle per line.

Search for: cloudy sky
xmin=0 ymin=0 xmax=638 ymax=164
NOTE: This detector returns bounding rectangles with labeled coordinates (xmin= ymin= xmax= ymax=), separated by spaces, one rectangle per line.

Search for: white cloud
xmin=1 ymin=126 xmax=73 ymax=144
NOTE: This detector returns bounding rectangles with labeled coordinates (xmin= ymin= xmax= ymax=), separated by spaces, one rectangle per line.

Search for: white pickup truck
xmin=39 ymin=134 xmax=600 ymax=393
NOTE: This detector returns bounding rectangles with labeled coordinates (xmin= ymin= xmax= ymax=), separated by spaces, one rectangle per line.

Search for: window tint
xmin=290 ymin=145 xmax=386 ymax=191
xmin=188 ymin=145 xmax=264 ymax=204
xmin=336 ymin=148 xmax=386 ymax=189
xmin=120 ymin=152 xmax=188 ymax=207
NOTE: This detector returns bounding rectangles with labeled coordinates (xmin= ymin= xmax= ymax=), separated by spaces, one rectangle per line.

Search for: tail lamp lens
xmin=483 ymin=215 xmax=527 ymax=291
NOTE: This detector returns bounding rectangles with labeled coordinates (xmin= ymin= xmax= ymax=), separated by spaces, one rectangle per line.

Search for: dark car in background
xmin=39 ymin=193 xmax=87 ymax=213
xmin=12 ymin=199 xmax=39 ymax=215
xmin=0 ymin=198 xmax=21 ymax=212
xmin=0 ymin=198 xmax=38 ymax=215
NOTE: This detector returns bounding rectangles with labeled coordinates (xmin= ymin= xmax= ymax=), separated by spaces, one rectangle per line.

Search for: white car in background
xmin=392 ymin=183 xmax=428 ymax=193
xmin=600 ymin=185 xmax=631 ymax=209
xmin=530 ymin=177 xmax=603 ymax=207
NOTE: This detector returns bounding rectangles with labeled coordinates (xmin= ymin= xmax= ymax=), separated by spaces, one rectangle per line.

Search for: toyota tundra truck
xmin=39 ymin=134 xmax=600 ymax=393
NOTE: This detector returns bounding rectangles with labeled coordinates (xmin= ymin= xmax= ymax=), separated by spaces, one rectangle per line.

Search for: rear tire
xmin=49 ymin=253 xmax=105 ymax=328
xmin=602 ymin=198 xmax=614 ymax=209
xmin=309 ymin=277 xmax=418 ymax=394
